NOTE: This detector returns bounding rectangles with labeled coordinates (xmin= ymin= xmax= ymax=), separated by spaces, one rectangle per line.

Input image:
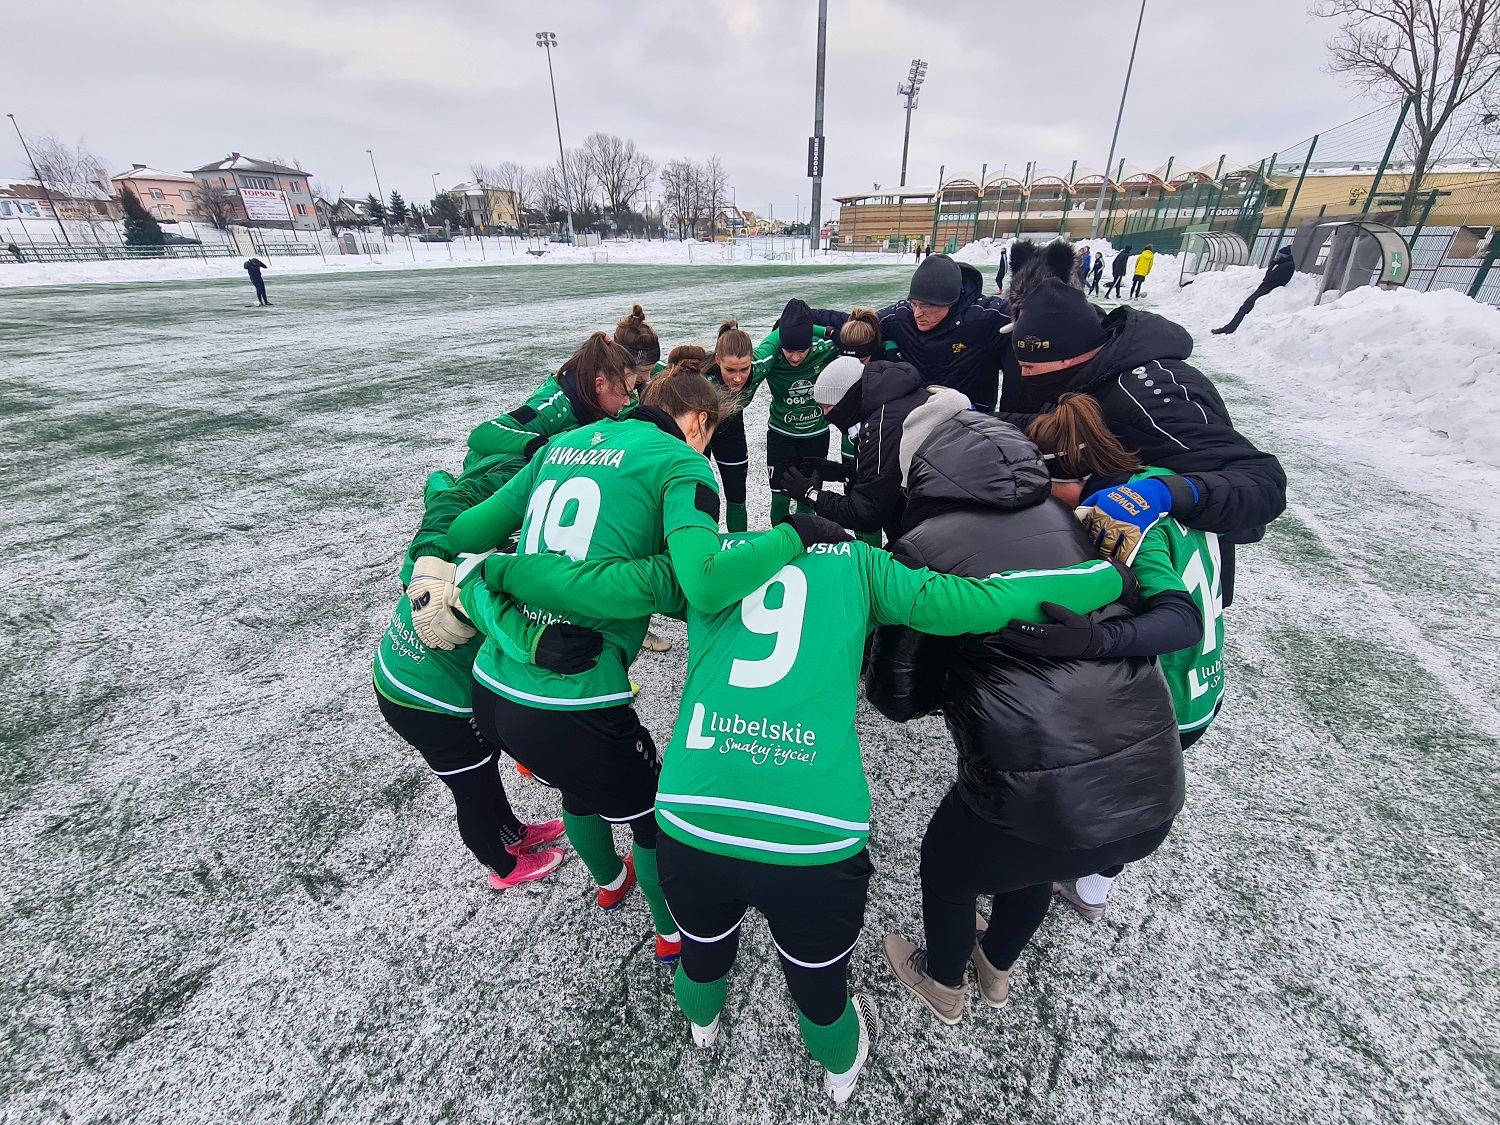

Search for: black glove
xmin=781 ymin=467 xmax=822 ymax=506
xmin=786 ymin=513 xmax=853 ymax=548
xmin=816 ymin=459 xmax=849 ymax=482
xmin=532 ymin=623 xmax=604 ymax=675
xmin=1110 ymin=558 xmax=1141 ymax=611
xmin=999 ymin=602 xmax=1107 ymax=659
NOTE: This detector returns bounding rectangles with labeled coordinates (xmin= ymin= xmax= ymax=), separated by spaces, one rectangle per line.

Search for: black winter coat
xmin=1255 ymin=256 xmax=1295 ymax=294
xmin=1111 ymin=249 xmax=1131 ymax=279
xmin=813 ymin=360 xmax=926 ymax=543
xmin=998 ymin=306 xmax=1287 ymax=558
xmin=865 ymin=412 xmax=1183 ymax=849
xmin=811 ymin=261 xmax=1013 ymax=410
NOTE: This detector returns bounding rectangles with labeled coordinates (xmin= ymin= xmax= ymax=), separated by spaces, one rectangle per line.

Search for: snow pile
xmin=955 ymin=235 xmax=1117 ymax=268
xmin=1150 ymin=266 xmax=1500 ymax=473
xmin=0 ymin=237 xmax=895 ymax=289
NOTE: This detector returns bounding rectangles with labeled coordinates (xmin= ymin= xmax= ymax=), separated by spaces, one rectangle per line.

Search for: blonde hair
xmin=714 ymin=319 xmax=753 ymax=360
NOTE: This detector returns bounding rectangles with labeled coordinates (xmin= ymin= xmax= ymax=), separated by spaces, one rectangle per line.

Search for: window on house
xmin=180 ymin=190 xmax=194 ymax=201
xmin=296 ymin=203 xmax=307 ymax=215
xmin=150 ymin=189 xmax=164 ymax=200
xmin=1265 ymin=188 xmax=1288 ymax=207
xmin=243 ymin=176 xmax=275 ymax=190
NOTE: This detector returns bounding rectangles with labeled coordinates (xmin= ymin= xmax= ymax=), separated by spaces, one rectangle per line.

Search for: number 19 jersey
xmin=470 ymin=416 xmax=719 ymax=711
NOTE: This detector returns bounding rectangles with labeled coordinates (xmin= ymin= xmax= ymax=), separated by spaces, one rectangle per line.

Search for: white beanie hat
xmin=899 ymin=387 xmax=972 ymax=485
xmin=813 ymin=355 xmax=866 ymax=407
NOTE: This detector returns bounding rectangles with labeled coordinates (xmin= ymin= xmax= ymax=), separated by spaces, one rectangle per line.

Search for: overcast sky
xmin=6 ymin=0 xmax=1381 ymax=220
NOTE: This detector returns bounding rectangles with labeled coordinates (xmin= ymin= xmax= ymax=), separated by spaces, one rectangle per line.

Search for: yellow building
xmin=1262 ymin=164 xmax=1500 ymax=231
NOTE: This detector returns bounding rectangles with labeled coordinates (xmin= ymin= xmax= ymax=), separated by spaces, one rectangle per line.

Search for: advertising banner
xmin=241 ymin=187 xmax=292 ymax=222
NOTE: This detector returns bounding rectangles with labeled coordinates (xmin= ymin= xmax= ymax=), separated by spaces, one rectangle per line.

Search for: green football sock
xmin=725 ymin=502 xmax=748 ymax=533
xmin=631 ymin=843 xmax=678 ymax=937
xmin=673 ymin=965 xmax=728 ymax=1027
xmin=798 ymin=997 xmax=860 ymax=1073
xmin=770 ymin=492 xmax=791 ymax=526
xmin=562 ymin=810 xmax=622 ymax=887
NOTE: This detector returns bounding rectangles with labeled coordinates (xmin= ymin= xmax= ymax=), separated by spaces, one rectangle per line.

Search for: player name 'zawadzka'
xmin=544 ymin=445 xmax=627 ymax=469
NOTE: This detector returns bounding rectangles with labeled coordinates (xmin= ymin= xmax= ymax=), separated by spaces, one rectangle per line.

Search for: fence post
xmin=929 ymin=165 xmax=944 ymax=253
xmin=1409 ymin=188 xmax=1440 ymax=246
xmin=973 ymin=163 xmax=987 ymax=245
xmin=1467 ymin=230 xmax=1500 ymax=299
xmin=1363 ymin=94 xmax=1413 ymax=216
xmin=1272 ymin=137 xmax=1316 ymax=253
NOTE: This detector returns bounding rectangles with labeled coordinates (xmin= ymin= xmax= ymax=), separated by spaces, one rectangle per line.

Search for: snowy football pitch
xmin=2 ymin=263 xmax=1496 ymax=1124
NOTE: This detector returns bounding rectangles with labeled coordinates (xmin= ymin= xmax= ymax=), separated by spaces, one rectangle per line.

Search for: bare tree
xmin=29 ymin=135 xmax=112 ymax=242
xmin=659 ymin=157 xmax=702 ymax=239
xmin=704 ymin=154 xmax=729 ymax=240
xmin=583 ymin=133 xmax=658 ymax=226
xmin=193 ymin=182 xmax=240 ymax=230
xmin=1313 ymin=0 xmax=1500 ymax=221
xmin=473 ymin=160 xmax=531 ymax=228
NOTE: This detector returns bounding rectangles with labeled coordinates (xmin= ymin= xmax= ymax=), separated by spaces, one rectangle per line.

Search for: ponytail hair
xmin=1027 ymin=393 xmax=1142 ymax=480
xmin=714 ymin=319 xmax=753 ymax=361
xmin=641 ymin=368 xmax=739 ymax=429
xmin=614 ymin=304 xmax=661 ymax=367
xmin=557 ymin=331 xmax=636 ymax=420
xmin=664 ymin=343 xmax=708 ymax=376
xmin=838 ymin=307 xmax=882 ymax=360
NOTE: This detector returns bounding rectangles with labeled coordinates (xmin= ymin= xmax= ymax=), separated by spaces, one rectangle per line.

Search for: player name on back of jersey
xmin=686 ymin=701 xmax=818 ymax=766
xmin=544 ymin=444 xmax=627 ymax=469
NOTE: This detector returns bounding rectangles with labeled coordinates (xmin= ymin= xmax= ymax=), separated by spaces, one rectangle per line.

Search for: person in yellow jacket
xmin=1129 ymin=244 xmax=1155 ymax=299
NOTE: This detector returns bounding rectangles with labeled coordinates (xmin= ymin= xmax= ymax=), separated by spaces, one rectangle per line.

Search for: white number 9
xmin=522 ymin=477 xmax=602 ymax=561
xmin=729 ymin=565 xmax=808 ymax=689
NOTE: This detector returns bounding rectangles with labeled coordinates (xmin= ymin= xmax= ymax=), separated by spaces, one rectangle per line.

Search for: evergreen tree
xmin=364 ymin=193 xmax=386 ymax=222
xmin=121 ymin=188 xmax=166 ymax=247
xmin=388 ymin=190 xmax=409 ymax=226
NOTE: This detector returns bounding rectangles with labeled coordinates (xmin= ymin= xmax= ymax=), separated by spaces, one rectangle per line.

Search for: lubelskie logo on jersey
xmin=685 ymin=702 xmax=817 ymax=767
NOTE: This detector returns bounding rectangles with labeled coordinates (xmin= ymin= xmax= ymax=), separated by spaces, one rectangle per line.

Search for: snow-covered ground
xmin=2 ymin=263 xmax=1498 ymax=1124
xmin=0 ymin=235 xmax=897 ymax=289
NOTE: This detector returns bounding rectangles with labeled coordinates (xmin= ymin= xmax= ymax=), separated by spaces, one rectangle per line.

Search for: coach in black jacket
xmin=867 ymin=404 xmax=1181 ymax=1020
xmin=998 ymin=277 xmax=1287 ymax=603
xmin=781 ymin=357 xmax=928 ymax=544
xmin=1212 ymin=244 xmax=1295 ymax=334
xmin=808 ymin=254 xmax=1012 ymax=410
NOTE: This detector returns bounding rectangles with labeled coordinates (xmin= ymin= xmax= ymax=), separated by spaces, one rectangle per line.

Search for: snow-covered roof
xmin=112 ymin=164 xmax=194 ymax=184
xmin=188 ymin=153 xmax=310 ymax=177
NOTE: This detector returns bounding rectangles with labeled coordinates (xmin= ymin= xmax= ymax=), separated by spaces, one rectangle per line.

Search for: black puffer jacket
xmin=998 ymin=305 xmax=1287 ymax=559
xmin=810 ymin=261 xmax=1013 ymax=410
xmin=813 ymin=360 xmax=927 ymax=543
xmin=865 ymin=412 xmax=1183 ymax=850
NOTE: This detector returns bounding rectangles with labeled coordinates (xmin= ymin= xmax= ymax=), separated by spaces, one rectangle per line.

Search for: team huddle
xmin=371 ymin=243 xmax=1288 ymax=1104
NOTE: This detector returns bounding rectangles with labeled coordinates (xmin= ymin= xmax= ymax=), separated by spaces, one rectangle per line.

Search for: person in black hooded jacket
xmin=867 ymin=399 xmax=1182 ymax=1025
xmin=779 ymin=312 xmax=930 ymax=545
xmin=1212 ymin=244 xmax=1295 ymax=334
xmin=1105 ymin=244 xmax=1131 ymax=298
xmin=997 ymin=266 xmax=1287 ymax=604
xmin=806 ymin=254 xmax=1013 ymax=410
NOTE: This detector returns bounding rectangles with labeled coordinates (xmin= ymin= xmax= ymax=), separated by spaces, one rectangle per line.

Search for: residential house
xmin=0 ymin=178 xmax=120 ymax=224
xmin=444 ymin=182 xmax=520 ymax=231
xmin=187 ymin=154 xmax=319 ymax=230
xmin=112 ymin=165 xmax=198 ymax=222
xmin=316 ymin=197 xmax=368 ymax=227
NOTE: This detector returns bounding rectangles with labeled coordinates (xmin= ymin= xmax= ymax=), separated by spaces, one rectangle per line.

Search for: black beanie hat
xmin=908 ymin=253 xmax=962 ymax=305
xmin=778 ymin=298 xmax=814 ymax=352
xmin=1007 ymin=278 xmax=1107 ymax=364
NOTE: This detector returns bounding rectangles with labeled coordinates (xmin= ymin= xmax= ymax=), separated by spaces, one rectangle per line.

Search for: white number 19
xmin=521 ymin=477 xmax=602 ymax=561
xmin=729 ymin=565 xmax=808 ymax=689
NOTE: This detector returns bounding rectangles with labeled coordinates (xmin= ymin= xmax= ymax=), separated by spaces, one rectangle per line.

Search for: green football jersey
xmin=470 ymin=416 xmax=720 ymax=710
xmin=373 ymin=553 xmax=489 ymax=716
xmin=751 ymin=326 xmax=841 ymax=438
xmin=462 ymin=372 xmax=585 ymax=474
xmin=1127 ymin=467 xmax=1227 ymax=732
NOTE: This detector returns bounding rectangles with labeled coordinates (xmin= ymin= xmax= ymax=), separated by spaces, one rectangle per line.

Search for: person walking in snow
xmin=1105 ymin=244 xmax=1131 ymax=298
xmin=244 ymin=257 xmax=269 ymax=305
xmin=1078 ymin=246 xmax=1092 ymax=287
xmin=1089 ymin=249 xmax=1105 ymax=295
xmin=1212 ymin=245 xmax=1295 ymax=335
xmin=993 ymin=246 xmax=1008 ymax=293
xmin=1128 ymin=244 xmax=1154 ymax=299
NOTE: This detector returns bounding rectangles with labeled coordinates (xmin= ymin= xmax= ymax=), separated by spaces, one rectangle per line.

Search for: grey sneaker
xmin=641 ymin=630 xmax=672 ymax=653
xmin=883 ymin=934 xmax=965 ymax=1025
xmin=1053 ymin=880 xmax=1107 ymax=922
xmin=823 ymin=993 xmax=879 ymax=1104
xmin=971 ymin=911 xmax=1012 ymax=1008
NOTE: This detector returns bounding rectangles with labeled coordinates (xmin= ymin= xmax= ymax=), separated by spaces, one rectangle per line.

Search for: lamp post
xmin=807 ymin=0 xmax=827 ymax=254
xmin=535 ymin=31 xmax=576 ymax=245
xmin=366 ymin=148 xmax=387 ymax=237
xmin=1089 ymin=0 xmax=1147 ymax=240
xmin=896 ymin=59 xmax=927 ymax=188
xmin=431 ymin=172 xmax=441 ymax=200
xmin=7 ymin=113 xmax=71 ymax=246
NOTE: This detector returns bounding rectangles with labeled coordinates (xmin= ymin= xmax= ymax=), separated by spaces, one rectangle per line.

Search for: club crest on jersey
xmin=590 ymin=431 xmax=607 ymax=445
xmin=951 ymin=342 xmax=967 ymax=354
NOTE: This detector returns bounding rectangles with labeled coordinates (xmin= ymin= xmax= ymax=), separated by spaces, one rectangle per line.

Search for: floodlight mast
xmin=535 ymin=31 xmax=576 ymax=245
xmin=897 ymin=59 xmax=927 ymax=188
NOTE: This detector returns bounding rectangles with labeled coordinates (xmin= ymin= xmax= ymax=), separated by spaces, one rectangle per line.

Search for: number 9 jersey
xmin=469 ymin=415 xmax=721 ymax=711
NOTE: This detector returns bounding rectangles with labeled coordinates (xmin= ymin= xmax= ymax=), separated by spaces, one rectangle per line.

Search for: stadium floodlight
xmin=897 ymin=59 xmax=928 ymax=188
xmin=1090 ymin=0 xmax=1147 ymax=239
xmin=535 ymin=31 xmax=576 ymax=244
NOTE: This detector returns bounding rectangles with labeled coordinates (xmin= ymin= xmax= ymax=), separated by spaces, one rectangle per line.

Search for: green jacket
xmin=462 ymin=372 xmax=592 ymax=474
xmin=751 ymin=325 xmax=841 ymax=438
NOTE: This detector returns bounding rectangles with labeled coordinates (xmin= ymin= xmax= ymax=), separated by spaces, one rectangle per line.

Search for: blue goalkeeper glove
xmin=1076 ymin=476 xmax=1196 ymax=564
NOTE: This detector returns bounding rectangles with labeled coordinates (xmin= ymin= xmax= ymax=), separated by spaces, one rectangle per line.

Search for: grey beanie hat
xmin=899 ymin=387 xmax=972 ymax=484
xmin=814 ymin=355 xmax=866 ymax=406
